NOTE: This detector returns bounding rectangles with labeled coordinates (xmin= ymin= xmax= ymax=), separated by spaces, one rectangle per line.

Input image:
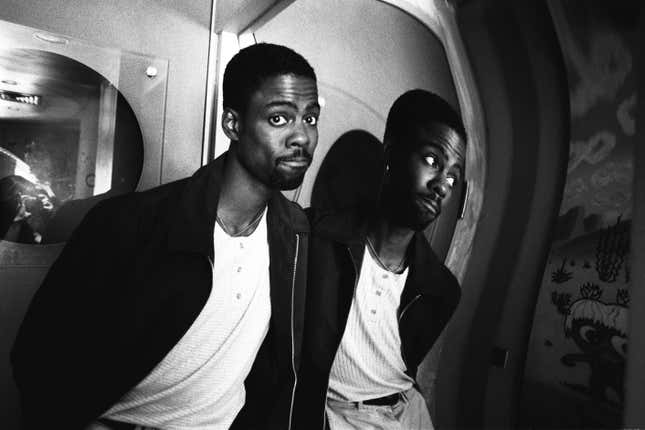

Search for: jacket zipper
xmin=212 ymin=238 xmax=299 ymax=429
xmin=398 ymin=294 xmax=422 ymax=366
xmin=288 ymin=233 xmax=300 ymax=430
xmin=319 ymin=246 xmax=361 ymax=430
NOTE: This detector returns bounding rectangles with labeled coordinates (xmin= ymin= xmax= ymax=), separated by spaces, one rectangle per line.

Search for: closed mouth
xmin=278 ymin=157 xmax=311 ymax=169
xmin=419 ymin=196 xmax=440 ymax=215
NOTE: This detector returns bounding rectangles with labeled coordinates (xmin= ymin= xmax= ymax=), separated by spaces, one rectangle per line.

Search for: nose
xmin=430 ymin=175 xmax=450 ymax=200
xmin=287 ymin=121 xmax=310 ymax=148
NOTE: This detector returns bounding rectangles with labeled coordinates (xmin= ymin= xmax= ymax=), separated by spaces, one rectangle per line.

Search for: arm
xmin=11 ymin=198 xmax=134 ymax=428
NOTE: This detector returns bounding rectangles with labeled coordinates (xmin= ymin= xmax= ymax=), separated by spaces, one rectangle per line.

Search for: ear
xmin=221 ymin=107 xmax=241 ymax=141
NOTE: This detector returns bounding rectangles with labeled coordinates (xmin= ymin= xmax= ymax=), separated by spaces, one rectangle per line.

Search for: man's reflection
xmin=0 ymin=175 xmax=55 ymax=243
xmin=296 ymin=90 xmax=466 ymax=429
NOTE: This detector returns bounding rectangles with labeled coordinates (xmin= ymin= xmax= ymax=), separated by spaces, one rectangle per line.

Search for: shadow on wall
xmin=310 ymin=129 xmax=384 ymax=213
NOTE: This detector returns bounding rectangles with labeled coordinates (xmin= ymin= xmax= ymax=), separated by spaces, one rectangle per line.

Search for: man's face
xmin=233 ymin=73 xmax=320 ymax=190
xmin=387 ymin=123 xmax=465 ymax=231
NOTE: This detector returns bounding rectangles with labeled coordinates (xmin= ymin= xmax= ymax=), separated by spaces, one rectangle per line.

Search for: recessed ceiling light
xmin=33 ymin=32 xmax=69 ymax=45
xmin=1 ymin=79 xmax=18 ymax=85
xmin=0 ymin=90 xmax=41 ymax=106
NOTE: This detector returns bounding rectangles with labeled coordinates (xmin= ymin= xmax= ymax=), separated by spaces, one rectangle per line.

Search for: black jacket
xmin=11 ymin=154 xmax=309 ymax=430
xmin=294 ymin=209 xmax=461 ymax=429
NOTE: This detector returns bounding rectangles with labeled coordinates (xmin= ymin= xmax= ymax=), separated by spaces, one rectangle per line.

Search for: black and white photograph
xmin=0 ymin=1 xmax=643 ymax=429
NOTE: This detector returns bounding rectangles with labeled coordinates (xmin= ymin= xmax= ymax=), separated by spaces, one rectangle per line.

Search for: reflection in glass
xmin=0 ymin=174 xmax=54 ymax=243
xmin=0 ymin=49 xmax=143 ymax=244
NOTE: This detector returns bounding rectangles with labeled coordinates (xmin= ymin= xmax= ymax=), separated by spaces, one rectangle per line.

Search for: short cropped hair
xmin=223 ymin=43 xmax=317 ymax=114
xmin=384 ymin=89 xmax=467 ymax=151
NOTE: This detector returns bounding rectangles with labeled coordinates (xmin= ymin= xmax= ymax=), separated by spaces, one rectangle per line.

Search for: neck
xmin=217 ymin=147 xmax=271 ymax=234
xmin=367 ymin=210 xmax=414 ymax=271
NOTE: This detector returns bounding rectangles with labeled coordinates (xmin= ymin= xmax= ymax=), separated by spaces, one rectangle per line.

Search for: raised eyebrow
xmin=264 ymin=100 xmax=298 ymax=110
xmin=427 ymin=143 xmax=464 ymax=172
xmin=424 ymin=143 xmax=448 ymax=159
xmin=263 ymin=100 xmax=321 ymax=113
xmin=306 ymin=101 xmax=321 ymax=111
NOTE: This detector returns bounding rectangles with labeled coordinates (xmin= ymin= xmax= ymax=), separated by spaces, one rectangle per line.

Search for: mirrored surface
xmin=0 ymin=18 xmax=168 ymax=430
xmin=0 ymin=48 xmax=143 ymax=244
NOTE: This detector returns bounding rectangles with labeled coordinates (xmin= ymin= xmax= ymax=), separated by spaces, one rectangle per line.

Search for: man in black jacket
xmin=12 ymin=43 xmax=319 ymax=430
xmin=296 ymin=90 xmax=465 ymax=429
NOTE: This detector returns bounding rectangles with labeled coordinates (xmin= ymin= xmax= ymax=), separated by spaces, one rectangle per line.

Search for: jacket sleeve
xmin=11 ymin=198 xmax=134 ymax=429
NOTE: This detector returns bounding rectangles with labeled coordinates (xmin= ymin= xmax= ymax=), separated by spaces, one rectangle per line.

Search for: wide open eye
xmin=304 ymin=114 xmax=318 ymax=126
xmin=445 ymin=176 xmax=456 ymax=188
xmin=424 ymin=155 xmax=439 ymax=168
xmin=268 ymin=114 xmax=288 ymax=126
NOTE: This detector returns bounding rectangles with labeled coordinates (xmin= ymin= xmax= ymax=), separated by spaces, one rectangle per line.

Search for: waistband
xmin=328 ymin=387 xmax=417 ymax=409
xmin=92 ymin=418 xmax=157 ymax=430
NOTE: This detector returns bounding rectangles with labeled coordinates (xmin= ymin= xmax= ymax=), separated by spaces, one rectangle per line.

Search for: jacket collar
xmin=167 ymin=152 xmax=309 ymax=256
xmin=165 ymin=152 xmax=309 ymax=381
xmin=313 ymin=208 xmax=450 ymax=298
xmin=405 ymin=231 xmax=452 ymax=298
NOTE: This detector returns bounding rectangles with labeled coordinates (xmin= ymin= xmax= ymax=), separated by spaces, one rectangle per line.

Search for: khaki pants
xmin=326 ymin=387 xmax=433 ymax=430
xmin=85 ymin=419 xmax=157 ymax=430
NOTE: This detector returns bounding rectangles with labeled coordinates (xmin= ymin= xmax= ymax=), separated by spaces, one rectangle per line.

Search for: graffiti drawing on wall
xmin=521 ymin=1 xmax=638 ymax=427
xmin=544 ymin=214 xmax=631 ymax=410
xmin=552 ymin=281 xmax=628 ymax=406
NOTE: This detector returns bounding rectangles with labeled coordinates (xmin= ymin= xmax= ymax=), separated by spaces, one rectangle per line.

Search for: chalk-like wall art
xmin=520 ymin=1 xmax=638 ymax=428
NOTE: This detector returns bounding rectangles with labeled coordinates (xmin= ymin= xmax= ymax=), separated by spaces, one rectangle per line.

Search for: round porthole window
xmin=0 ymin=48 xmax=143 ymax=244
